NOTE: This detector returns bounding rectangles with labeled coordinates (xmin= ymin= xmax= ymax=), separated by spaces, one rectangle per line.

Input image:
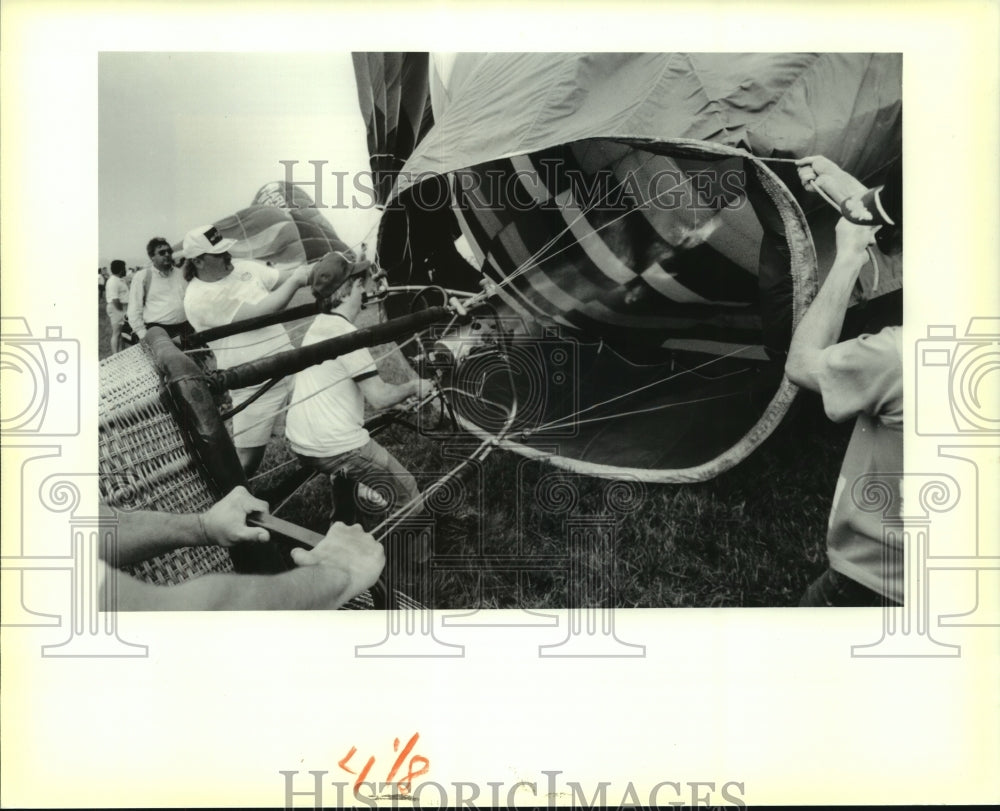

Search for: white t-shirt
xmin=128 ymin=266 xmax=188 ymax=337
xmin=285 ymin=313 xmax=378 ymax=457
xmin=817 ymin=327 xmax=903 ymax=603
xmin=105 ymin=275 xmax=129 ymax=308
xmin=184 ymin=259 xmax=293 ymax=372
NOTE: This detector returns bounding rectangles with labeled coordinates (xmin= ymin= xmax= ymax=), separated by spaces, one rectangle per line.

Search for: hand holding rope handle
xmin=245 ymin=511 xmax=391 ymax=609
xmin=144 ymin=326 xmax=399 ymax=604
xmin=767 ymin=154 xmax=883 ymax=294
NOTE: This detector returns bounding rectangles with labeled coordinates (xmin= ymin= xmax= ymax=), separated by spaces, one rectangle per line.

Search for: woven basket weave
xmin=99 ymin=342 xmax=234 ymax=584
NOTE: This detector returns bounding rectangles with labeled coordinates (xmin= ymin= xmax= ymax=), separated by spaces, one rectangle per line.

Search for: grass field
xmin=100 ymin=292 xmax=846 ymax=608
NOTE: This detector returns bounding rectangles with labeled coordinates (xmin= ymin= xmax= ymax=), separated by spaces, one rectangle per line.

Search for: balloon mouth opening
xmin=381 ymin=137 xmax=817 ymax=482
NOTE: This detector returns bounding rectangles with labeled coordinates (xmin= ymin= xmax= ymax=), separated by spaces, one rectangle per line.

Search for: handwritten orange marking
xmin=396 ymin=755 xmax=429 ymax=796
xmin=338 ymin=745 xmax=375 ymax=793
xmin=339 ymin=733 xmax=429 ymax=796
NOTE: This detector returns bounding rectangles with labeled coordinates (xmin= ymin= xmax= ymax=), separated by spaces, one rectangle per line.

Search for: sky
xmin=98 ymin=52 xmax=380 ymax=267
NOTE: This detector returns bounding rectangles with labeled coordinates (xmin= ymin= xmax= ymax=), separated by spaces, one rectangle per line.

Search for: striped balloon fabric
xmin=353 ymin=52 xmax=902 ymax=481
xmin=451 ymin=141 xmax=769 ymax=363
xmin=174 ymin=182 xmax=350 ymax=267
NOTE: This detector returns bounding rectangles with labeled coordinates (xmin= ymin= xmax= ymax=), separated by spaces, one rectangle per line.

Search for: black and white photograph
xmin=2 ymin=2 xmax=998 ymax=808
xmin=96 ymin=51 xmax=904 ymax=612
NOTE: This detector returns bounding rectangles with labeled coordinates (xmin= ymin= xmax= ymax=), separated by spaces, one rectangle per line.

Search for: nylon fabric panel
xmin=530 ymin=144 xmax=761 ymax=303
xmin=396 ymin=53 xmax=901 ymax=196
xmin=455 ymin=149 xmax=764 ymax=356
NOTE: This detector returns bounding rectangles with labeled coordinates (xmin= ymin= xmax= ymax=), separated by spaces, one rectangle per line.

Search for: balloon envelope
xmin=176 ymin=182 xmax=349 ymax=267
xmin=355 ymin=52 xmax=902 ymax=482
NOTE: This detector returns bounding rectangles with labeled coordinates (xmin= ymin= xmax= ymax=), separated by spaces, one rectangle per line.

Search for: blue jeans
xmin=295 ymin=439 xmax=423 ymax=524
xmin=799 ymin=567 xmax=901 ymax=607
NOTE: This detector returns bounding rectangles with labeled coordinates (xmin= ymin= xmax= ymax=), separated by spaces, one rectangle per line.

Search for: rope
xmin=366 ymin=435 xmax=496 ymax=542
xmin=247 ymin=455 xmax=301 ymax=484
xmin=487 ymin=166 xmax=701 ymax=297
xmin=512 ymin=389 xmax=748 ymax=438
xmin=230 ymin=307 xmax=462 ymax=442
xmin=512 ymin=343 xmax=756 ymax=437
xmin=362 ymin=321 xmax=522 ymax=542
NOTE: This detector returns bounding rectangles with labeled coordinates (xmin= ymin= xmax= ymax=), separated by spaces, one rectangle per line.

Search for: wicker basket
xmin=99 ymin=342 xmax=234 ymax=584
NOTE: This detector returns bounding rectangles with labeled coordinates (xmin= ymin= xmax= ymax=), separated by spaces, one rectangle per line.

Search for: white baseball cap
xmin=182 ymin=224 xmax=237 ymax=258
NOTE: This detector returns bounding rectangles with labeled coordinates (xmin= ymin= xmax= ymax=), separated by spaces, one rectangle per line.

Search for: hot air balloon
xmin=353 ymin=52 xmax=903 ymax=483
xmin=172 ymin=182 xmax=352 ymax=266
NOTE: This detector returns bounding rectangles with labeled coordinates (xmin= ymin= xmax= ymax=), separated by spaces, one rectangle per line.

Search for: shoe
xmin=356 ymin=482 xmax=389 ymax=509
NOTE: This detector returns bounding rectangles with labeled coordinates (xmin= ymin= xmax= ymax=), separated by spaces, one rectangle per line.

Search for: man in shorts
xmin=182 ymin=224 xmax=312 ymax=475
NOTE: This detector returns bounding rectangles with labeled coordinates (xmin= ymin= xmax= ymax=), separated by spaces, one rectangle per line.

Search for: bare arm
xmin=785 ymin=219 xmax=877 ymax=393
xmin=358 ymin=375 xmax=435 ymax=411
xmin=104 ymin=522 xmax=384 ymax=611
xmin=101 ymin=486 xmax=270 ymax=566
xmin=232 ymin=265 xmax=311 ymax=322
xmin=109 ymin=567 xmax=351 ymax=611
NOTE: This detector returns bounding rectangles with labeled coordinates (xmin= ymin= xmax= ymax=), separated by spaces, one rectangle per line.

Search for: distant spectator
xmin=98 ymin=267 xmax=107 ymax=300
xmin=128 ymin=237 xmax=193 ymax=341
xmin=105 ymin=260 xmax=129 ymax=354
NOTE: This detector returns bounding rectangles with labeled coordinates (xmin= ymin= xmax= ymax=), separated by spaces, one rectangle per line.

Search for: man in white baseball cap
xmin=182 ymin=223 xmax=238 ymax=258
xmin=182 ymin=224 xmax=312 ymax=476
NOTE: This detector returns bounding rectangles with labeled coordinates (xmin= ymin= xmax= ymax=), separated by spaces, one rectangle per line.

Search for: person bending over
xmin=285 ymin=251 xmax=436 ymax=536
